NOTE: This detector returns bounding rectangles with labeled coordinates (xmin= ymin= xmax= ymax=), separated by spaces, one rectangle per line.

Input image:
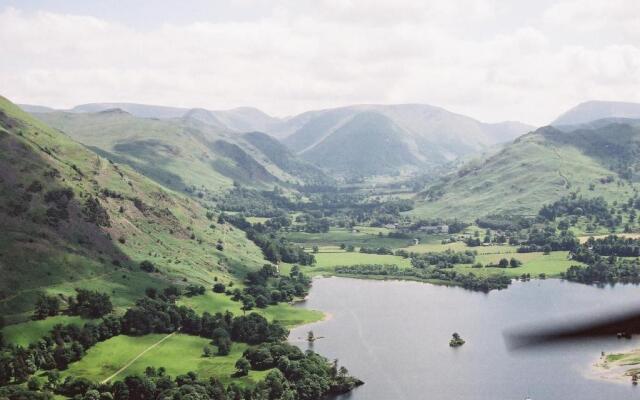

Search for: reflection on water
xmin=289 ymin=277 xmax=640 ymax=400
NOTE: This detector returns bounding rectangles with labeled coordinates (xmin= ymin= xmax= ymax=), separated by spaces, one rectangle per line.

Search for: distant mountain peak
xmin=552 ymin=100 xmax=640 ymax=126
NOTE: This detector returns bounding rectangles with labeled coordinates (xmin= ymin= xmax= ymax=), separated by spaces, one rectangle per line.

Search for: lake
xmin=289 ymin=277 xmax=640 ymax=400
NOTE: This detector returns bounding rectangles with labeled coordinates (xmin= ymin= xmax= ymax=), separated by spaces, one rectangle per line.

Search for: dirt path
xmin=100 ymin=331 xmax=177 ymax=384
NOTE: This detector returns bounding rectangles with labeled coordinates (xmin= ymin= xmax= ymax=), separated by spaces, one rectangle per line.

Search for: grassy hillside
xmin=0 ymin=95 xmax=267 ymax=323
xmin=34 ymin=111 xmax=329 ymax=195
xmin=300 ymin=112 xmax=419 ymax=177
xmin=412 ymin=124 xmax=639 ymax=220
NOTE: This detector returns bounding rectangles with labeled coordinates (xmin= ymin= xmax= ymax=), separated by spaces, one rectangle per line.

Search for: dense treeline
xmin=218 ymin=214 xmax=314 ymax=265
xmin=359 ymin=247 xmax=394 ymax=255
xmin=410 ymin=250 xmax=476 ymax=269
xmin=33 ymin=289 xmax=113 ymax=321
xmin=573 ymin=235 xmax=640 ymax=263
xmin=334 ymin=264 xmax=511 ymax=292
xmin=216 ymin=186 xmax=295 ymax=217
xmin=239 ymin=265 xmax=312 ymax=310
xmin=216 ymin=186 xmax=415 ymax=230
xmin=0 ymin=346 xmax=361 ymax=400
xmin=517 ymin=227 xmax=579 ymax=253
xmin=563 ymin=258 xmax=640 ymax=284
xmin=476 ymin=214 xmax=532 ymax=231
xmin=539 ymin=196 xmax=611 ymax=221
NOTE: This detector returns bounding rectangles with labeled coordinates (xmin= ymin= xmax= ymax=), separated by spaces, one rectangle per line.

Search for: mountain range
xmin=20 ymin=102 xmax=535 ymax=179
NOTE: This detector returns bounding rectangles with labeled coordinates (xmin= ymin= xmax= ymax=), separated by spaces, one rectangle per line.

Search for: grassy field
xmin=314 ymin=248 xmax=412 ymax=268
xmin=61 ymin=333 xmax=270 ymax=385
xmin=285 ymin=227 xmax=417 ymax=248
xmin=2 ymin=315 xmax=92 ymax=347
xmin=179 ymin=291 xmax=323 ymax=328
xmin=452 ymin=251 xmax=577 ymax=278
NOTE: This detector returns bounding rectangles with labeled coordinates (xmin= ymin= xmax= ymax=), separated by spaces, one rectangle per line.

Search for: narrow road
xmin=100 ymin=331 xmax=177 ymax=384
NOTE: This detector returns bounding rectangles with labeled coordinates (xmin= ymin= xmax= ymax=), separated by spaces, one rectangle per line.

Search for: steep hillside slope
xmin=0 ymin=95 xmax=265 ymax=323
xmin=553 ymin=101 xmax=640 ymax=126
xmin=242 ymin=131 xmax=334 ymax=186
xmin=298 ymin=112 xmax=419 ymax=176
xmin=276 ymin=104 xmax=533 ymax=177
xmin=411 ymin=123 xmax=640 ymax=220
xmin=34 ymin=111 xmax=330 ymax=195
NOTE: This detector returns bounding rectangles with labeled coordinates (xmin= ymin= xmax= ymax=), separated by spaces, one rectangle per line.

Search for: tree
xmin=509 ymin=258 xmax=522 ymax=268
xmin=217 ymin=337 xmax=232 ymax=356
xmin=70 ymin=289 xmax=113 ymax=318
xmin=235 ymin=357 xmax=251 ymax=376
xmin=241 ymin=295 xmax=256 ymax=313
xmin=498 ymin=258 xmax=509 ymax=268
xmin=212 ymin=283 xmax=226 ymax=293
xmin=255 ymin=295 xmax=269 ymax=308
xmin=140 ymin=260 xmax=156 ymax=273
xmin=312 ymin=245 xmax=319 ymax=253
xmin=27 ymin=377 xmax=40 ymax=391
xmin=202 ymin=346 xmax=213 ymax=357
xmin=33 ymin=293 xmax=61 ymax=320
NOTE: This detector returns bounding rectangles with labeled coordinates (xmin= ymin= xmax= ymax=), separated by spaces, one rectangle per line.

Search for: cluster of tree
xmin=562 ymin=258 xmax=640 ymax=285
xmin=121 ymin=296 xmax=287 ymax=345
xmin=291 ymin=214 xmax=331 ymax=233
xmin=485 ymin=258 xmax=522 ymax=268
xmin=218 ymin=214 xmax=315 ymax=265
xmin=241 ymin=342 xmax=363 ymax=397
xmin=476 ymin=214 xmax=533 ymax=231
xmin=359 ymin=247 xmax=394 ymax=255
xmin=539 ymin=195 xmax=611 ymax=222
xmin=334 ymin=264 xmax=511 ymax=292
xmin=516 ymin=227 xmax=579 ymax=253
xmin=4 ymin=347 xmax=361 ymax=400
xmin=0 ymin=315 xmax=124 ymax=382
xmin=215 ymin=186 xmax=295 ymax=217
xmin=68 ymin=289 xmax=113 ymax=319
xmin=33 ymin=289 xmax=112 ymax=321
xmin=572 ymin=235 xmax=640 ymax=264
xmin=410 ymin=250 xmax=476 ymax=269
xmin=238 ymin=265 xmax=311 ymax=311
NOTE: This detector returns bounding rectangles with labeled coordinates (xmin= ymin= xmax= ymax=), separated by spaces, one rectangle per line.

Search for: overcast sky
xmin=1 ymin=0 xmax=639 ymax=125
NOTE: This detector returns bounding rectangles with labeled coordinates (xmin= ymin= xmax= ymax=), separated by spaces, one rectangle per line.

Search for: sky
xmin=0 ymin=0 xmax=639 ymax=125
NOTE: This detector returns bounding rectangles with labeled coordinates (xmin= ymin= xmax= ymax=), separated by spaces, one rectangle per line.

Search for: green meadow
xmin=61 ymin=333 xmax=270 ymax=385
xmin=2 ymin=315 xmax=91 ymax=347
xmin=285 ymin=227 xmax=417 ymax=248
xmin=179 ymin=291 xmax=323 ymax=328
xmin=452 ymin=251 xmax=578 ymax=278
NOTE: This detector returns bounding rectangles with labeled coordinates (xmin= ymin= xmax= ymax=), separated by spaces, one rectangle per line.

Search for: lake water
xmin=289 ymin=277 xmax=640 ymax=400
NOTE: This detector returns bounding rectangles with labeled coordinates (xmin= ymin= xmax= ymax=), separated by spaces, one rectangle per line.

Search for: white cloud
xmin=0 ymin=1 xmax=639 ymax=125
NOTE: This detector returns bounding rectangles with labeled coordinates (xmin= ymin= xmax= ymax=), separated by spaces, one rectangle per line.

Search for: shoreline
xmin=586 ymin=347 xmax=640 ymax=385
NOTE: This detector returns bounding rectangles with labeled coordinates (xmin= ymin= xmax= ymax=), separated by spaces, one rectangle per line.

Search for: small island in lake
xmin=449 ymin=332 xmax=466 ymax=347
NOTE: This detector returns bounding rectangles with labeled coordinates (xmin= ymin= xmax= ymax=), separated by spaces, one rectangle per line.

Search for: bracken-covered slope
xmin=411 ymin=122 xmax=640 ymax=220
xmin=34 ymin=110 xmax=331 ymax=196
xmin=0 ymin=95 xmax=266 ymax=323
